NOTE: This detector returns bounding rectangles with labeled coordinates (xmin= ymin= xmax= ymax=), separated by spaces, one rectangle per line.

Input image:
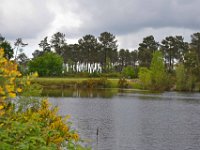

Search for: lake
xmin=46 ymin=89 xmax=200 ymax=150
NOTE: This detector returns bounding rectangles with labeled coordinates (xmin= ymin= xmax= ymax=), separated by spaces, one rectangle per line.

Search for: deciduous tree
xmin=150 ymin=51 xmax=167 ymax=90
xmin=28 ymin=52 xmax=63 ymax=76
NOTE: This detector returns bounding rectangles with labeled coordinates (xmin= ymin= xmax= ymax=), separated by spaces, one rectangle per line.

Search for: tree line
xmin=32 ymin=32 xmax=199 ymax=74
xmin=1 ymin=32 xmax=200 ymax=91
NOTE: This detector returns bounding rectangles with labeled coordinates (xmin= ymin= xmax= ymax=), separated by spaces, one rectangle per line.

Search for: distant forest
xmin=1 ymin=32 xmax=200 ymax=71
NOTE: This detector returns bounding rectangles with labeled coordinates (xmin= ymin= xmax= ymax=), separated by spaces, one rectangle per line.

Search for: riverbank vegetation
xmin=0 ymin=49 xmax=89 ymax=149
xmin=31 ymin=77 xmax=140 ymax=89
xmin=1 ymin=32 xmax=200 ymax=92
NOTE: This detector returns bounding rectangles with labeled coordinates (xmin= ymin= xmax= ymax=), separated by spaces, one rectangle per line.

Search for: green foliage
xmin=31 ymin=77 xmax=122 ymax=89
xmin=0 ymin=41 xmax=14 ymax=60
xmin=17 ymin=53 xmax=29 ymax=75
xmin=78 ymin=78 xmax=111 ymax=89
xmin=16 ymin=73 xmax=43 ymax=112
xmin=28 ymin=52 xmax=63 ymax=76
xmin=0 ymin=50 xmax=89 ymax=150
xmin=0 ymin=113 xmax=56 ymax=150
xmin=118 ymin=77 xmax=129 ymax=88
xmin=97 ymin=78 xmax=112 ymax=88
xmin=0 ymin=100 xmax=89 ymax=150
xmin=138 ymin=67 xmax=151 ymax=89
xmin=161 ymin=36 xmax=188 ymax=72
xmin=191 ymin=32 xmax=200 ymax=63
xmin=176 ymin=64 xmax=187 ymax=91
xmin=39 ymin=36 xmax=51 ymax=52
xmin=185 ymin=75 xmax=196 ymax=91
xmin=104 ymin=57 xmax=115 ymax=73
xmin=130 ymin=80 xmax=143 ymax=89
xmin=175 ymin=69 xmax=196 ymax=92
xmin=122 ymin=66 xmax=134 ymax=79
xmin=98 ymin=32 xmax=118 ymax=73
xmin=138 ymin=51 xmax=168 ymax=91
xmin=63 ymin=72 xmax=121 ymax=78
xmin=138 ymin=35 xmax=159 ymax=68
xmin=50 ymin=32 xmax=66 ymax=55
xmin=89 ymin=71 xmax=101 ymax=78
xmin=150 ymin=51 xmax=167 ymax=91
xmin=184 ymin=50 xmax=200 ymax=82
xmin=78 ymin=34 xmax=99 ymax=66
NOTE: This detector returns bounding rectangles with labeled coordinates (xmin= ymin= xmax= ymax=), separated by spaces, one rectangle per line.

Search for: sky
xmin=0 ymin=0 xmax=200 ymax=58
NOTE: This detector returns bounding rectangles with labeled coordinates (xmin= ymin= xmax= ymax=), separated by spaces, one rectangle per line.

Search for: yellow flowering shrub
xmin=0 ymin=48 xmax=22 ymax=117
xmin=37 ymin=100 xmax=80 ymax=146
xmin=0 ymin=48 xmax=22 ymax=101
xmin=0 ymin=49 xmax=89 ymax=150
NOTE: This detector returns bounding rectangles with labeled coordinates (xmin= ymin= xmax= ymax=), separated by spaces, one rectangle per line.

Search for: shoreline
xmin=31 ymin=77 xmax=200 ymax=92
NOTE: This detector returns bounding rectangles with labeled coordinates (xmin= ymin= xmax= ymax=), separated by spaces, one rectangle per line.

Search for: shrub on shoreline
xmin=0 ymin=48 xmax=89 ymax=150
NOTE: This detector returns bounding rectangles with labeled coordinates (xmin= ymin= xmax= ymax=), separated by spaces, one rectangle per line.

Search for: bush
xmin=138 ymin=67 xmax=151 ymax=89
xmin=118 ymin=77 xmax=129 ymax=88
xmin=28 ymin=52 xmax=63 ymax=77
xmin=150 ymin=51 xmax=167 ymax=91
xmin=122 ymin=66 xmax=134 ymax=79
xmin=78 ymin=78 xmax=111 ymax=89
xmin=175 ymin=63 xmax=197 ymax=91
xmin=176 ymin=63 xmax=187 ymax=91
xmin=129 ymin=79 xmax=143 ymax=89
xmin=0 ymin=100 xmax=82 ymax=149
xmin=0 ymin=48 xmax=89 ymax=150
xmin=138 ymin=51 xmax=169 ymax=91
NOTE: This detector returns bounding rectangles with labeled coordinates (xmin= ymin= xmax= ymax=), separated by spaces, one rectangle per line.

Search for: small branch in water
xmin=96 ymin=127 xmax=99 ymax=144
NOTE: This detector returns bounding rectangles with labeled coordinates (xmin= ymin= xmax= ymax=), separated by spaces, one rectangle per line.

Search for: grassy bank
xmin=32 ymin=77 xmax=142 ymax=89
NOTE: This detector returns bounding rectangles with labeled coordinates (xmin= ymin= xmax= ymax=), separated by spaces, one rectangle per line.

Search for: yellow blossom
xmin=32 ymin=72 xmax=38 ymax=77
xmin=17 ymin=88 xmax=22 ymax=93
xmin=8 ymin=92 xmax=16 ymax=98
xmin=9 ymin=77 xmax=15 ymax=83
xmin=53 ymin=137 xmax=64 ymax=144
xmin=62 ymin=125 xmax=69 ymax=133
xmin=5 ymin=85 xmax=14 ymax=92
xmin=0 ymin=87 xmax=5 ymax=95
xmin=0 ymin=105 xmax=4 ymax=110
xmin=73 ymin=133 xmax=79 ymax=141
xmin=26 ymin=81 xmax=31 ymax=85
xmin=1 ymin=96 xmax=6 ymax=100
xmin=0 ymin=111 xmax=5 ymax=116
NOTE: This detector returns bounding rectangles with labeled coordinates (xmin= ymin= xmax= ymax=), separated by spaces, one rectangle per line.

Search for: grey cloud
xmin=0 ymin=0 xmax=55 ymax=40
xmin=62 ymin=0 xmax=200 ymax=37
xmin=1 ymin=0 xmax=199 ymax=44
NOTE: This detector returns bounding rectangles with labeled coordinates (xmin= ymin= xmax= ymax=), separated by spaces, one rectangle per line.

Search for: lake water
xmin=47 ymin=90 xmax=200 ymax=150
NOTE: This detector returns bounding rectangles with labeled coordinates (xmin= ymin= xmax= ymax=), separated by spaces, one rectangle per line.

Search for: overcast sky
xmin=0 ymin=0 xmax=199 ymax=58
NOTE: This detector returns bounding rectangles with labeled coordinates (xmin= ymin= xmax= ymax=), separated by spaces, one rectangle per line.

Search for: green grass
xmin=32 ymin=77 xmax=142 ymax=89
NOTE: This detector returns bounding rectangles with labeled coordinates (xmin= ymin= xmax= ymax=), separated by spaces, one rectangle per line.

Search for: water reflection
xmin=48 ymin=92 xmax=200 ymax=150
xmin=74 ymin=99 xmax=116 ymax=149
xmin=42 ymin=88 xmax=118 ymax=98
